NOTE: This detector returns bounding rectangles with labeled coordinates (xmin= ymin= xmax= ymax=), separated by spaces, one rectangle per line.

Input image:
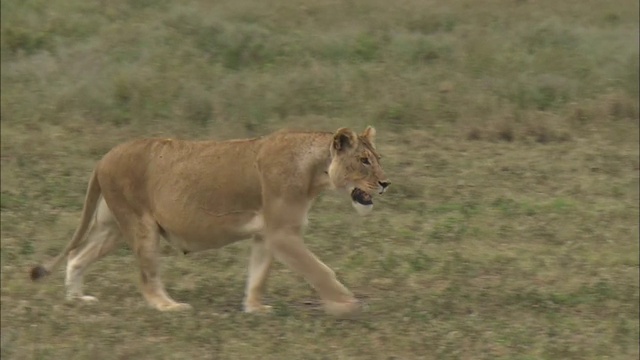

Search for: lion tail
xmin=30 ymin=168 xmax=102 ymax=281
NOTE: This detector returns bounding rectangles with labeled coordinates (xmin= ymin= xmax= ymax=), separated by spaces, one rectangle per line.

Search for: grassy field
xmin=1 ymin=0 xmax=638 ymax=359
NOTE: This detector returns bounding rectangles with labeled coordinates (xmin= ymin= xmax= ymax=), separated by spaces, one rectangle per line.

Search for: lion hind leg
xmin=65 ymin=198 xmax=122 ymax=302
xmin=125 ymin=217 xmax=192 ymax=311
xmin=65 ymin=224 xmax=121 ymax=302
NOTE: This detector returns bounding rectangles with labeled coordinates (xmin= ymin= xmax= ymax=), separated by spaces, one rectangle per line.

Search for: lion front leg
xmin=265 ymin=228 xmax=361 ymax=317
xmin=243 ymin=235 xmax=274 ymax=314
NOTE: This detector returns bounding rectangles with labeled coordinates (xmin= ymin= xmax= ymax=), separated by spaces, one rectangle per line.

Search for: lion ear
xmin=362 ymin=126 xmax=376 ymax=147
xmin=333 ymin=128 xmax=357 ymax=152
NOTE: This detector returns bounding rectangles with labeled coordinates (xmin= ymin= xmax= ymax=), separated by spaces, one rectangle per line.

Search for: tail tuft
xmin=30 ymin=265 xmax=50 ymax=281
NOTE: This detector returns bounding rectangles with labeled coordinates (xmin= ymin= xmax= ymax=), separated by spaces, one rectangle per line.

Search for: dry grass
xmin=1 ymin=0 xmax=639 ymax=359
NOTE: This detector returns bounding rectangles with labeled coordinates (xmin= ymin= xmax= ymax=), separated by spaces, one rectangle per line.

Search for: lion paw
xmin=79 ymin=295 xmax=99 ymax=302
xmin=66 ymin=294 xmax=99 ymax=303
xmin=323 ymin=299 xmax=362 ymax=318
xmin=157 ymin=302 xmax=193 ymax=312
xmin=244 ymin=304 xmax=273 ymax=314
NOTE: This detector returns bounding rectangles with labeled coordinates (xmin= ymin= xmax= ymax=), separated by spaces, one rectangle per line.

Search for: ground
xmin=1 ymin=0 xmax=639 ymax=359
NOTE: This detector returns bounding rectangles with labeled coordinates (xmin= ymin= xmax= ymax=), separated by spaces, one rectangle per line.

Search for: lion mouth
xmin=351 ymin=188 xmax=373 ymax=206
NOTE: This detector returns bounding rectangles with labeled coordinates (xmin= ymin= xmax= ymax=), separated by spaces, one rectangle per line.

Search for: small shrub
xmin=466 ymin=127 xmax=482 ymax=141
xmin=507 ymin=75 xmax=573 ymax=111
xmin=2 ymin=27 xmax=52 ymax=55
xmin=487 ymin=121 xmax=514 ymax=142
xmin=353 ymin=33 xmax=382 ymax=62
xmin=190 ymin=21 xmax=278 ymax=69
xmin=496 ymin=125 xmax=515 ymax=142
xmin=523 ymin=21 xmax=579 ymax=53
xmin=406 ymin=13 xmax=457 ymax=35
xmin=183 ymin=93 xmax=213 ymax=126
xmin=390 ymin=33 xmax=452 ymax=64
xmin=523 ymin=117 xmax=571 ymax=144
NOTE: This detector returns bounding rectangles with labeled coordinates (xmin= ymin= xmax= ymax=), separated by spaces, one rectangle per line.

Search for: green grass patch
xmin=1 ymin=0 xmax=638 ymax=359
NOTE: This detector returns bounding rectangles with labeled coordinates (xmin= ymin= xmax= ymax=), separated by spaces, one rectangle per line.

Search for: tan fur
xmin=30 ymin=127 xmax=390 ymax=316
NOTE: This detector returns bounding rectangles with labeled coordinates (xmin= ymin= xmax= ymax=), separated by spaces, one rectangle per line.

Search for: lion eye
xmin=360 ymin=157 xmax=371 ymax=165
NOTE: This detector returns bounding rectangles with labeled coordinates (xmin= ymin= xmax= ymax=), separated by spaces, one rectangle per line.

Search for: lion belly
xmin=155 ymin=209 xmax=266 ymax=253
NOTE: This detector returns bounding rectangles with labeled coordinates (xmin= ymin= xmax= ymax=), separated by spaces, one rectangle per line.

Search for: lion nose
xmin=379 ymin=181 xmax=390 ymax=189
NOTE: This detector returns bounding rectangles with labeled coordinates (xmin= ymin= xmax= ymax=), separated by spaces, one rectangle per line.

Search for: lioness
xmin=30 ymin=127 xmax=390 ymax=316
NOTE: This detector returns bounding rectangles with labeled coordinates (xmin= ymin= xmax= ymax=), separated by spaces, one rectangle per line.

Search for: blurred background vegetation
xmin=2 ymin=0 xmax=637 ymax=136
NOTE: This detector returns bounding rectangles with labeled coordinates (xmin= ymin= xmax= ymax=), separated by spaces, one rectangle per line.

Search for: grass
xmin=1 ymin=0 xmax=639 ymax=359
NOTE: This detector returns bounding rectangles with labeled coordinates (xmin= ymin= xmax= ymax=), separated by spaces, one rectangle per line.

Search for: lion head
xmin=328 ymin=126 xmax=390 ymax=216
